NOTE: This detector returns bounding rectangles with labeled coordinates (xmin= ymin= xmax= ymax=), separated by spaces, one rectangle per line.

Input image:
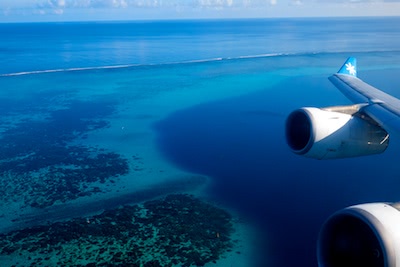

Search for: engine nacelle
xmin=285 ymin=107 xmax=389 ymax=159
xmin=317 ymin=203 xmax=400 ymax=267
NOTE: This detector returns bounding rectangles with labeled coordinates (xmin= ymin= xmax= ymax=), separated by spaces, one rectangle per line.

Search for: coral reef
xmin=0 ymin=194 xmax=236 ymax=267
xmin=0 ymin=99 xmax=129 ymax=208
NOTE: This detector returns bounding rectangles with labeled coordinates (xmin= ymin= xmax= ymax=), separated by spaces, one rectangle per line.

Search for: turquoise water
xmin=1 ymin=18 xmax=400 ymax=266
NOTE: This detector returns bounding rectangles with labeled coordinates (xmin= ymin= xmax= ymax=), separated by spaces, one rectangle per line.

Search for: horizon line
xmin=1 ymin=14 xmax=400 ymax=24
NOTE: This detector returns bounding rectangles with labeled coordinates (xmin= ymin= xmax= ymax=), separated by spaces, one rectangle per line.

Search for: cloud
xmin=1 ymin=0 xmax=271 ymax=13
xmin=291 ymin=0 xmax=303 ymax=5
xmin=1 ymin=0 xmax=400 ymax=20
xmin=35 ymin=0 xmax=67 ymax=14
xmin=28 ymin=0 xmax=281 ymax=11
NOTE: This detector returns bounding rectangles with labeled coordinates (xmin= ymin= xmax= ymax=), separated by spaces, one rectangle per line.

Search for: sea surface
xmin=1 ymin=17 xmax=400 ymax=267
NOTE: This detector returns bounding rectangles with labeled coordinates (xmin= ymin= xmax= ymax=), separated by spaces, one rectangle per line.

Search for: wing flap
xmin=362 ymin=103 xmax=400 ymax=134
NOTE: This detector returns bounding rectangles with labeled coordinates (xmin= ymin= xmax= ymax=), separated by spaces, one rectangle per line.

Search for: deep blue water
xmin=154 ymin=66 xmax=400 ymax=266
xmin=1 ymin=17 xmax=400 ymax=267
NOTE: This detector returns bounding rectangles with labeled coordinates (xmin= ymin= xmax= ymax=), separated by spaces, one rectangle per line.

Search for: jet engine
xmin=317 ymin=203 xmax=400 ymax=267
xmin=285 ymin=106 xmax=389 ymax=159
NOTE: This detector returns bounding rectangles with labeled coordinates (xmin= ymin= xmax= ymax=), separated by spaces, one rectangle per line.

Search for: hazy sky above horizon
xmin=1 ymin=0 xmax=400 ymax=22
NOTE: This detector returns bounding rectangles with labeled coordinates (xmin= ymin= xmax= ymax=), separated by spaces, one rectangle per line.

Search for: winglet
xmin=338 ymin=57 xmax=357 ymax=77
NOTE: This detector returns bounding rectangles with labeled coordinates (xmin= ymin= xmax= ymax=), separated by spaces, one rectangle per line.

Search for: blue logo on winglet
xmin=338 ymin=57 xmax=357 ymax=77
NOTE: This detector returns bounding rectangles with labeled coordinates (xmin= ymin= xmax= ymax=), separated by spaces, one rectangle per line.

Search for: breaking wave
xmin=2 ymin=50 xmax=399 ymax=77
xmin=0 ymin=53 xmax=291 ymax=77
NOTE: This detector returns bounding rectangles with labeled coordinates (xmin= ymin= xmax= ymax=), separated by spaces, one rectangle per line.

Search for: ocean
xmin=0 ymin=17 xmax=400 ymax=267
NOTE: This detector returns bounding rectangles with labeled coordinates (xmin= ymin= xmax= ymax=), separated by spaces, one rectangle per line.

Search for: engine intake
xmin=285 ymin=107 xmax=389 ymax=159
xmin=318 ymin=203 xmax=400 ymax=267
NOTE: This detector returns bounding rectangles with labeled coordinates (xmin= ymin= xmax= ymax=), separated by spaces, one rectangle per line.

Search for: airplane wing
xmin=329 ymin=57 xmax=400 ymax=135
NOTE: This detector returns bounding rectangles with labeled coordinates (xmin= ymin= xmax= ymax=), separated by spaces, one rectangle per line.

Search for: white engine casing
xmin=285 ymin=107 xmax=389 ymax=159
xmin=318 ymin=203 xmax=400 ymax=267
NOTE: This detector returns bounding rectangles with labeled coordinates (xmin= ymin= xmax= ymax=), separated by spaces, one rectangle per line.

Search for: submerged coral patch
xmin=0 ymin=194 xmax=235 ymax=267
xmin=0 ymin=99 xmax=129 ymax=209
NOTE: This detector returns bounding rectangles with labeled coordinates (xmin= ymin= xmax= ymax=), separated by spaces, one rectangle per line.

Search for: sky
xmin=0 ymin=0 xmax=400 ymax=22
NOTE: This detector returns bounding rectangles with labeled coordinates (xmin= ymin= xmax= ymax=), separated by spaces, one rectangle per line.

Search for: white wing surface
xmin=329 ymin=57 xmax=400 ymax=135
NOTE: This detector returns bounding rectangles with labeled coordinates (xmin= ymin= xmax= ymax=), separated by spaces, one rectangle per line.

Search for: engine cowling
xmin=285 ymin=107 xmax=389 ymax=159
xmin=317 ymin=203 xmax=400 ymax=267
